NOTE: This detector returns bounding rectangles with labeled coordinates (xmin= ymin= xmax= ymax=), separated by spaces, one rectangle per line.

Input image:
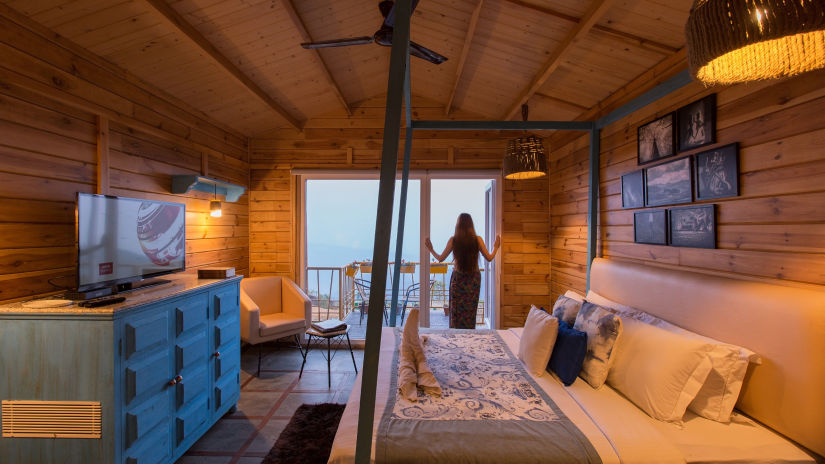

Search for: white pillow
xmin=573 ymin=302 xmax=623 ymax=389
xmin=518 ymin=306 xmax=559 ymax=376
xmin=564 ymin=289 xmax=585 ymax=302
xmin=607 ymin=317 xmax=714 ymax=423
xmin=586 ymin=290 xmax=759 ymax=422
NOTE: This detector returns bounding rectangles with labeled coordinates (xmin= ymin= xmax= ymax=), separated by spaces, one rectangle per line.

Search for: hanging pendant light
xmin=210 ymin=183 xmax=222 ymax=218
xmin=686 ymin=0 xmax=825 ymax=85
xmin=503 ymin=104 xmax=547 ymax=180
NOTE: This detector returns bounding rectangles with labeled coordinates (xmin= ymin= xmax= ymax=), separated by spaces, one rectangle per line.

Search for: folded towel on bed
xmin=397 ymin=309 xmax=442 ymax=401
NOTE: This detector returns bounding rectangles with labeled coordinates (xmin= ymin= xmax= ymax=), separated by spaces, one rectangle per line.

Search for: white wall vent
xmin=1 ymin=400 xmax=102 ymax=438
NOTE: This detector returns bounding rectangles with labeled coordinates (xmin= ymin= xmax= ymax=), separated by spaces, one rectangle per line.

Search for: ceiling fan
xmin=300 ymin=0 xmax=448 ymax=65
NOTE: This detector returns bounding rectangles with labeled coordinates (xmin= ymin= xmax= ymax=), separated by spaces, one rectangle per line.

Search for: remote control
xmin=79 ymin=296 xmax=126 ymax=307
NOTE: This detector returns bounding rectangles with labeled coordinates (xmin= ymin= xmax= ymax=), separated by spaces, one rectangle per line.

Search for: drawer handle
xmin=214 ymin=351 xmax=221 ymax=358
xmin=168 ymin=378 xmax=177 ymax=386
xmin=175 ymin=375 xmax=183 ymax=383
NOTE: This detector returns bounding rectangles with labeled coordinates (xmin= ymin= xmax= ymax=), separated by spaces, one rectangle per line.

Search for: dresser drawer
xmin=175 ymin=395 xmax=209 ymax=446
xmin=211 ymin=286 xmax=239 ymax=322
xmin=174 ymin=293 xmax=209 ymax=337
xmin=123 ymin=311 xmax=169 ymax=360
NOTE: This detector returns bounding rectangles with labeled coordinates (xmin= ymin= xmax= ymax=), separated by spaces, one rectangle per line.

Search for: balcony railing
xmin=304 ymin=262 xmax=486 ymax=326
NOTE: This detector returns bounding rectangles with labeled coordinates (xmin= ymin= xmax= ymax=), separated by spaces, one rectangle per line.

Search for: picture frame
xmin=637 ymin=112 xmax=676 ymax=165
xmin=669 ymin=204 xmax=716 ymax=249
xmin=694 ymin=143 xmax=739 ymax=200
xmin=621 ymin=170 xmax=645 ymax=209
xmin=677 ymin=94 xmax=716 ymax=152
xmin=634 ymin=209 xmax=667 ymax=245
xmin=644 ymin=156 xmax=692 ymax=207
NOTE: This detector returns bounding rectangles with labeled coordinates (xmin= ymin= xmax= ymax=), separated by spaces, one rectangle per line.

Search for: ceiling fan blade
xmin=409 ymin=40 xmax=447 ymax=64
xmin=383 ymin=0 xmax=421 ymax=28
xmin=301 ymin=37 xmax=374 ymax=49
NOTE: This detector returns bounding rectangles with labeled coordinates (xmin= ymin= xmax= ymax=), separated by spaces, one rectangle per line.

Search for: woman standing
xmin=425 ymin=213 xmax=500 ymax=329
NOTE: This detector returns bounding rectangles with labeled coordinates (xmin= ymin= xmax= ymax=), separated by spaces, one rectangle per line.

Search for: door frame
xmin=294 ymin=169 xmax=503 ymax=330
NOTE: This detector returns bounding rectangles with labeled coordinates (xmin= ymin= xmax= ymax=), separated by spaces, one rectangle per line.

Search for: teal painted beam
xmin=354 ymin=0 xmax=411 ymax=462
xmin=585 ymin=127 xmax=600 ymax=292
xmin=411 ymin=120 xmax=593 ymax=131
xmin=596 ymin=69 xmax=692 ymax=129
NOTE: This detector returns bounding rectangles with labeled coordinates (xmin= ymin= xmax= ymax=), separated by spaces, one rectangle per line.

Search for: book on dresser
xmin=311 ymin=319 xmax=347 ymax=333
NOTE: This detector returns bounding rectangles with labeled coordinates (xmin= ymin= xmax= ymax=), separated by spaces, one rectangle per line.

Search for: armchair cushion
xmin=259 ymin=313 xmax=307 ymax=338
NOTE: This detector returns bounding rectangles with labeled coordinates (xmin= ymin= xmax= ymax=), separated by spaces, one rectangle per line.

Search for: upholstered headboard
xmin=588 ymin=258 xmax=825 ymax=458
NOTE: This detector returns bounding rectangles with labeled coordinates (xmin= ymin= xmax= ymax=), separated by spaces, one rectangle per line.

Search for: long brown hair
xmin=452 ymin=213 xmax=479 ymax=272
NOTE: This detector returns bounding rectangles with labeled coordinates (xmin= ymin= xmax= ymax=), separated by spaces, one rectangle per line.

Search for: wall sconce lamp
xmin=210 ymin=184 xmax=222 ymax=218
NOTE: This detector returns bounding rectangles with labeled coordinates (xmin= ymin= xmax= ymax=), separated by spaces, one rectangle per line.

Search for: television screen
xmin=77 ymin=194 xmax=186 ymax=291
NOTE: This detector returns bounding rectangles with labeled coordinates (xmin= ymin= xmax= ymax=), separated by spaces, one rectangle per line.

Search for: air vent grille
xmin=1 ymin=400 xmax=101 ymax=438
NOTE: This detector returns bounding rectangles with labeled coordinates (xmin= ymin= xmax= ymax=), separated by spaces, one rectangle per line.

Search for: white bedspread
xmin=328 ymin=327 xmax=813 ymax=463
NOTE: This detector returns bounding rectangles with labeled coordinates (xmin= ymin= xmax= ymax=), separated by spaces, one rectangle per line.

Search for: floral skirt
xmin=449 ymin=269 xmax=481 ymax=329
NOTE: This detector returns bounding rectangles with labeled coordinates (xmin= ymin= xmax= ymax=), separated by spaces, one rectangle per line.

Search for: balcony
xmin=304 ymin=261 xmax=486 ymax=339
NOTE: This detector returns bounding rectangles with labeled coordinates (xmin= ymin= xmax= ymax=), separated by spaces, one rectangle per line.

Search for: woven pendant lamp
xmin=503 ymin=105 xmax=547 ymax=180
xmin=686 ymin=0 xmax=825 ymax=85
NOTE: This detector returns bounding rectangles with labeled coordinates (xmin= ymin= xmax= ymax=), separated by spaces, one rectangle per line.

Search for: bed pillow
xmin=573 ymin=302 xmax=623 ymax=389
xmin=607 ymin=317 xmax=714 ymax=422
xmin=518 ymin=306 xmax=559 ymax=376
xmin=563 ymin=289 xmax=585 ymax=302
xmin=586 ymin=290 xmax=759 ymax=422
xmin=551 ymin=294 xmax=583 ymax=325
xmin=547 ymin=320 xmax=587 ymax=386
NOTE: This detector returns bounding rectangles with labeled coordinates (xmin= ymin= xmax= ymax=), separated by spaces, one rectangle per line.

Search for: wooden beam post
xmin=96 ymin=115 xmax=109 ymax=195
xmin=585 ymin=126 xmax=599 ymax=292
xmin=502 ymin=0 xmax=619 ymax=120
xmin=355 ymin=1 xmax=411 ymax=462
xmin=142 ymin=0 xmax=303 ymax=129
xmin=445 ymin=0 xmax=483 ymax=116
xmin=280 ymin=0 xmax=352 ymax=116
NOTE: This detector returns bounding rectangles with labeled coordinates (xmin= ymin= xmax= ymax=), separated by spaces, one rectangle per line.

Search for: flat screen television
xmin=77 ymin=193 xmax=186 ymax=292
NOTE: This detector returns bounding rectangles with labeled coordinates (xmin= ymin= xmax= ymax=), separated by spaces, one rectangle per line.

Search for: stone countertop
xmin=0 ymin=272 xmax=242 ymax=317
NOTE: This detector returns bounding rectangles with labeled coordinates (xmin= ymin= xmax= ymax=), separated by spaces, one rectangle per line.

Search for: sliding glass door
xmin=300 ymin=171 xmax=500 ymax=340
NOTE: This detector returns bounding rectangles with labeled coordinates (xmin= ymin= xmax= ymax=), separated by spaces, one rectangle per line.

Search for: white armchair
xmin=240 ymin=276 xmax=312 ymax=376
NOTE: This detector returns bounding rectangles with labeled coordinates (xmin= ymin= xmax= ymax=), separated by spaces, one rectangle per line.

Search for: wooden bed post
xmin=355 ymin=1 xmax=411 ymax=462
xmin=585 ymin=125 xmax=599 ymax=292
xmin=388 ymin=53 xmax=414 ymax=327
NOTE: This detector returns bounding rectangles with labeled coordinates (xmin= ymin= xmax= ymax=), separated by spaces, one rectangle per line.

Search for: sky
xmin=305 ymin=178 xmax=493 ymax=298
xmin=306 ymin=179 xmax=493 ymax=268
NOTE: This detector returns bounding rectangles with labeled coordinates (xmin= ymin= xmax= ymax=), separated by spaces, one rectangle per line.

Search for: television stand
xmin=117 ymin=278 xmax=171 ymax=293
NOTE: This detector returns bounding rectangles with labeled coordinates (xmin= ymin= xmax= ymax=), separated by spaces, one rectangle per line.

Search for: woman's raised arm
xmin=425 ymin=236 xmax=453 ymax=262
xmin=477 ymin=235 xmax=501 ymax=262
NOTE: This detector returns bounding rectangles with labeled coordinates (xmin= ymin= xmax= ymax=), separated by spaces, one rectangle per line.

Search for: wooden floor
xmin=176 ymin=343 xmax=363 ymax=464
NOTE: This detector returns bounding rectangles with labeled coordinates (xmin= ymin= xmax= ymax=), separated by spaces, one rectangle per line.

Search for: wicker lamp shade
xmin=686 ymin=0 xmax=825 ymax=85
xmin=503 ymin=135 xmax=547 ymax=180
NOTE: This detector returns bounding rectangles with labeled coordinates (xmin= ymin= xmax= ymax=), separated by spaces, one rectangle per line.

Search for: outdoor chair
xmin=400 ymin=279 xmax=436 ymax=325
xmin=354 ymin=278 xmax=389 ymax=326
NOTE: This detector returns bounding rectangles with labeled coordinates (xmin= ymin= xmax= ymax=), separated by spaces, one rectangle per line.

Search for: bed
xmin=329 ymin=258 xmax=825 ymax=463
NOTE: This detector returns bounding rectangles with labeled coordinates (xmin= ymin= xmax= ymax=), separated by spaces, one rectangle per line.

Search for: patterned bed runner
xmin=376 ymin=329 xmax=602 ymax=463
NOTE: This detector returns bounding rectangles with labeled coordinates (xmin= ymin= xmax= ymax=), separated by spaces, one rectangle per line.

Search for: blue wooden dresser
xmin=0 ymin=274 xmax=242 ymax=464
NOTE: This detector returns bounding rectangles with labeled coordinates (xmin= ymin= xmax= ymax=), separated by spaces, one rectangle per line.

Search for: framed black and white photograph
xmin=634 ymin=209 xmax=667 ymax=245
xmin=678 ymin=94 xmax=716 ymax=152
xmin=638 ymin=112 xmax=676 ymax=165
xmin=695 ymin=143 xmax=738 ymax=200
xmin=621 ymin=170 xmax=645 ymax=209
xmin=669 ymin=204 xmax=716 ymax=248
xmin=644 ymin=156 xmax=692 ymax=206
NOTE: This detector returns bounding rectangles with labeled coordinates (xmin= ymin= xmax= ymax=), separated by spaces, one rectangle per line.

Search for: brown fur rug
xmin=263 ymin=403 xmax=346 ymax=464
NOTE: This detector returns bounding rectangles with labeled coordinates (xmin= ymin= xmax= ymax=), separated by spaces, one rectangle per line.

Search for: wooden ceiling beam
xmin=501 ymin=0 xmax=678 ymax=55
xmin=534 ymin=92 xmax=590 ymax=112
xmin=281 ymin=0 xmax=351 ymax=116
xmin=444 ymin=0 xmax=484 ymax=116
xmin=142 ymin=0 xmax=303 ymax=130
xmin=502 ymin=0 xmax=619 ymax=120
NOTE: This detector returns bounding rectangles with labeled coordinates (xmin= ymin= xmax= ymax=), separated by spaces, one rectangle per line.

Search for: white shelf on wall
xmin=171 ymin=175 xmax=245 ymax=202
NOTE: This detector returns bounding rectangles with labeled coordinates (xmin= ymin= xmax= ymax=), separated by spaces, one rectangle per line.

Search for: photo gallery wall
xmin=623 ymin=94 xmax=739 ymax=249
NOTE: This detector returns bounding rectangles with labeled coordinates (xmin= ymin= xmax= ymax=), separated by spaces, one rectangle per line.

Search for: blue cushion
xmin=547 ymin=320 xmax=588 ymax=386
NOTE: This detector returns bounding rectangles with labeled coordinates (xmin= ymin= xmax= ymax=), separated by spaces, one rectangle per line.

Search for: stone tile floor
xmin=177 ymin=341 xmax=364 ymax=464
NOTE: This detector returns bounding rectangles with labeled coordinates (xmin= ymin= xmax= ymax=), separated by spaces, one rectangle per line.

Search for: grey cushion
xmin=552 ymin=295 xmax=583 ymax=325
xmin=573 ymin=301 xmax=623 ymax=389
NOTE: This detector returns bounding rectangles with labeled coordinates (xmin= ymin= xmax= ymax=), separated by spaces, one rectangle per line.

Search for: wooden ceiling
xmin=4 ymin=0 xmax=690 ymax=135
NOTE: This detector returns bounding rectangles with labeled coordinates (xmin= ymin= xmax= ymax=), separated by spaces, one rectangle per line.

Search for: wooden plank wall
xmin=549 ymin=64 xmax=825 ymax=300
xmin=0 ymin=9 xmax=250 ymax=303
xmin=249 ymin=96 xmax=551 ymax=328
